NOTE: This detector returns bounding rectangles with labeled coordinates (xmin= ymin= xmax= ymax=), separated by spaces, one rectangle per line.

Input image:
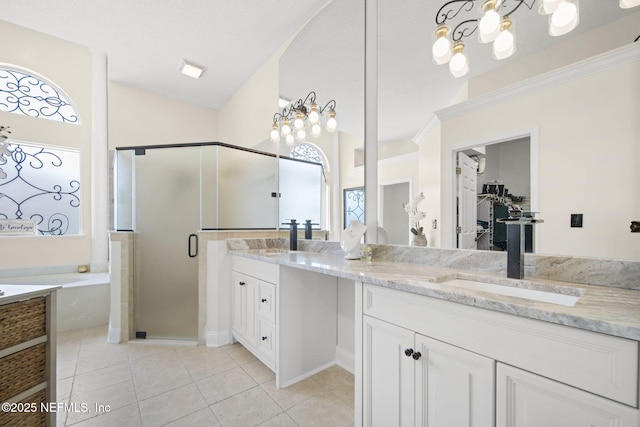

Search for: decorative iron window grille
xmin=344 ymin=186 xmax=364 ymax=228
xmin=0 ymin=142 xmax=80 ymax=235
xmin=0 ymin=68 xmax=79 ymax=124
xmin=289 ymin=143 xmax=327 ymax=170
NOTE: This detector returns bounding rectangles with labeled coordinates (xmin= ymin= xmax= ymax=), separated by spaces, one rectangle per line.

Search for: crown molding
xmin=412 ymin=114 xmax=440 ymax=146
xmin=435 ymin=43 xmax=640 ymax=121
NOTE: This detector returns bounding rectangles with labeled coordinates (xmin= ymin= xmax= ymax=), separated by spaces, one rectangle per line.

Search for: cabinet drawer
xmin=363 ymin=283 xmax=638 ymax=406
xmin=497 ymin=363 xmax=639 ymax=426
xmin=232 ymin=256 xmax=277 ymax=283
xmin=257 ymin=282 xmax=276 ymax=323
xmin=257 ymin=319 xmax=276 ymax=369
xmin=0 ymin=343 xmax=47 ymax=401
xmin=0 ymin=297 xmax=46 ymax=351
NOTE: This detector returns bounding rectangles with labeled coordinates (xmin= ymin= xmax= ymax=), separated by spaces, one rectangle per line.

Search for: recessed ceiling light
xmin=178 ymin=59 xmax=205 ymax=79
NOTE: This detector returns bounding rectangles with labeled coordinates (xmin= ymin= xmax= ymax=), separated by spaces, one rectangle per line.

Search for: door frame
xmin=444 ymin=127 xmax=540 ymax=250
xmin=379 ymin=178 xmax=413 ymax=245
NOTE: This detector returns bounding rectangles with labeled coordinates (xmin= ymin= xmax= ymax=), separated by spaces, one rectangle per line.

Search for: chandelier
xmin=270 ymin=91 xmax=337 ymax=146
xmin=432 ymin=0 xmax=639 ymax=78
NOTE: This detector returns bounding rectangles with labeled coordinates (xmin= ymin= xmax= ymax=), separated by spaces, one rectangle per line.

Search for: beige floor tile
xmin=196 ymin=366 xmax=257 ymax=405
xmin=261 ymin=377 xmax=327 ymax=411
xmin=224 ymin=342 xmax=259 ymax=365
xmin=181 ymin=351 xmax=239 ymax=380
xmin=242 ymin=359 xmax=276 ymax=385
xmin=74 ymin=344 xmax=130 ymax=375
xmin=259 ymin=412 xmax=299 ymax=426
xmin=163 ymin=407 xmax=220 ymax=427
xmin=138 ymin=383 xmax=207 ymax=427
xmin=72 ymin=362 xmax=132 ymax=394
xmin=66 ymin=378 xmax=137 ymax=425
xmin=69 ymin=402 xmax=142 ymax=427
xmin=132 ymin=360 xmax=193 ymax=401
xmin=210 ymin=386 xmax=282 ymax=427
xmin=286 ymin=391 xmax=354 ymax=427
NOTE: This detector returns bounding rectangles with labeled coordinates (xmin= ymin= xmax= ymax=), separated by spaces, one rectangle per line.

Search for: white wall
xmin=0 ymin=20 xmax=93 ymax=270
xmin=108 ymin=82 xmax=218 ymax=149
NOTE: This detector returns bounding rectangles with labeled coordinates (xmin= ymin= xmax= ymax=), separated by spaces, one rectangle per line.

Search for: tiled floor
xmin=56 ymin=326 xmax=354 ymax=426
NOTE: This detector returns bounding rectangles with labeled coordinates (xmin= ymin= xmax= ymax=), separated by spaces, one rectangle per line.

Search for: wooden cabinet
xmin=357 ymin=282 xmax=639 ymax=426
xmin=0 ymin=287 xmax=58 ymax=427
xmin=362 ymin=313 xmax=494 ymax=426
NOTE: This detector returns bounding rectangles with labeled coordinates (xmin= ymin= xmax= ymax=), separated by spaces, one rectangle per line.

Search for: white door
xmin=362 ymin=316 xmax=415 ymax=427
xmin=457 ymin=152 xmax=478 ymax=249
xmin=497 ymin=364 xmax=640 ymax=427
xmin=415 ymin=334 xmax=495 ymax=427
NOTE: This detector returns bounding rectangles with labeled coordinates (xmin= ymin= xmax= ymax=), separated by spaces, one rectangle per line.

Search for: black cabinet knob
xmin=412 ymin=351 xmax=422 ymax=360
xmin=239 ymin=281 xmax=245 ymax=286
xmin=404 ymin=348 xmax=414 ymax=357
xmin=261 ymin=298 xmax=267 ymax=303
xmin=261 ymin=336 xmax=268 ymax=341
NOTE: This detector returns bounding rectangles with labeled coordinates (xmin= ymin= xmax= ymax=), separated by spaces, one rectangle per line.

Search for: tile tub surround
xmin=227 ymin=238 xmax=640 ymax=341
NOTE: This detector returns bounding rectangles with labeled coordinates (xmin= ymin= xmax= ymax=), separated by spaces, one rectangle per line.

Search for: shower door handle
xmin=188 ymin=234 xmax=198 ymax=258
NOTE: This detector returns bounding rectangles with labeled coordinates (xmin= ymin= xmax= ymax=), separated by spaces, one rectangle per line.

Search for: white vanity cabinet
xmin=231 ymin=256 xmax=277 ymax=370
xmin=356 ymin=282 xmax=639 ymax=426
xmin=362 ymin=315 xmax=494 ymax=426
xmin=231 ymin=255 xmax=338 ymax=388
xmin=497 ymin=363 xmax=639 ymax=426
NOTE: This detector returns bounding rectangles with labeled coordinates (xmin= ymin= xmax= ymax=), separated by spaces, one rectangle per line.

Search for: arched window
xmin=289 ymin=142 xmax=329 ymax=171
xmin=0 ymin=67 xmax=79 ymax=124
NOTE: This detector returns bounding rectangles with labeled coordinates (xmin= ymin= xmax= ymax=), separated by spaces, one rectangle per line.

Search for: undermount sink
xmin=438 ymin=277 xmax=584 ymax=307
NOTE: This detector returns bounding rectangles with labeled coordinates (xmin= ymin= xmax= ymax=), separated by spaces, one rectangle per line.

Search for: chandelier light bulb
xmin=285 ymin=134 xmax=295 ymax=146
xmin=326 ymin=110 xmax=337 ymax=133
xmin=539 ymin=0 xmax=562 ymax=14
xmin=293 ymin=112 xmax=305 ymax=130
xmin=296 ymin=128 xmax=306 ymax=141
xmin=270 ymin=124 xmax=280 ymax=143
xmin=493 ymin=17 xmax=516 ymax=60
xmin=432 ymin=25 xmax=452 ymax=64
xmin=308 ymin=103 xmax=320 ymax=124
xmin=478 ymin=0 xmax=501 ymax=43
xmin=620 ymin=0 xmax=640 ymax=8
xmin=449 ymin=42 xmax=469 ymax=78
xmin=549 ymin=0 xmax=579 ymax=36
xmin=311 ymin=123 xmax=322 ymax=137
xmin=281 ymin=118 xmax=291 ymax=136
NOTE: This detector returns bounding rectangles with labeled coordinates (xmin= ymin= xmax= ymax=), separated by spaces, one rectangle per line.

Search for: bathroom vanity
xmin=228 ymin=241 xmax=640 ymax=426
xmin=0 ymin=285 xmax=58 ymax=427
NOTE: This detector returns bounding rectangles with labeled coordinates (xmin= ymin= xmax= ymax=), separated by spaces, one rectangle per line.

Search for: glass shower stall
xmin=114 ymin=142 xmax=323 ymax=340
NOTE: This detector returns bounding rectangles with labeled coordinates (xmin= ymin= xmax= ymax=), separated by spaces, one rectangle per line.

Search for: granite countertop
xmin=0 ymin=284 xmax=60 ymax=305
xmin=229 ymin=248 xmax=640 ymax=341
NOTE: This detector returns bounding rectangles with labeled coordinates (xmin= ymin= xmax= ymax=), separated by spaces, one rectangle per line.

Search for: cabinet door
xmin=362 ymin=315 xmax=415 ymax=427
xmin=231 ymin=272 xmax=255 ymax=343
xmin=415 ymin=334 xmax=495 ymax=427
xmin=497 ymin=363 xmax=640 ymax=427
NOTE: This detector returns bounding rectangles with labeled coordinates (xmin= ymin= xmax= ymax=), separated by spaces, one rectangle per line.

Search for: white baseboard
xmin=335 ymin=345 xmax=355 ymax=374
xmin=206 ymin=329 xmax=232 ymax=347
xmin=107 ymin=326 xmax=121 ymax=344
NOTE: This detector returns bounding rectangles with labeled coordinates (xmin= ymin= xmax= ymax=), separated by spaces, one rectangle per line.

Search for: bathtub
xmin=0 ymin=272 xmax=111 ymax=332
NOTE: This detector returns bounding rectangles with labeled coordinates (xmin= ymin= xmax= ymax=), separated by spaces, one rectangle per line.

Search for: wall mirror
xmin=278 ymin=0 xmax=638 ymax=261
